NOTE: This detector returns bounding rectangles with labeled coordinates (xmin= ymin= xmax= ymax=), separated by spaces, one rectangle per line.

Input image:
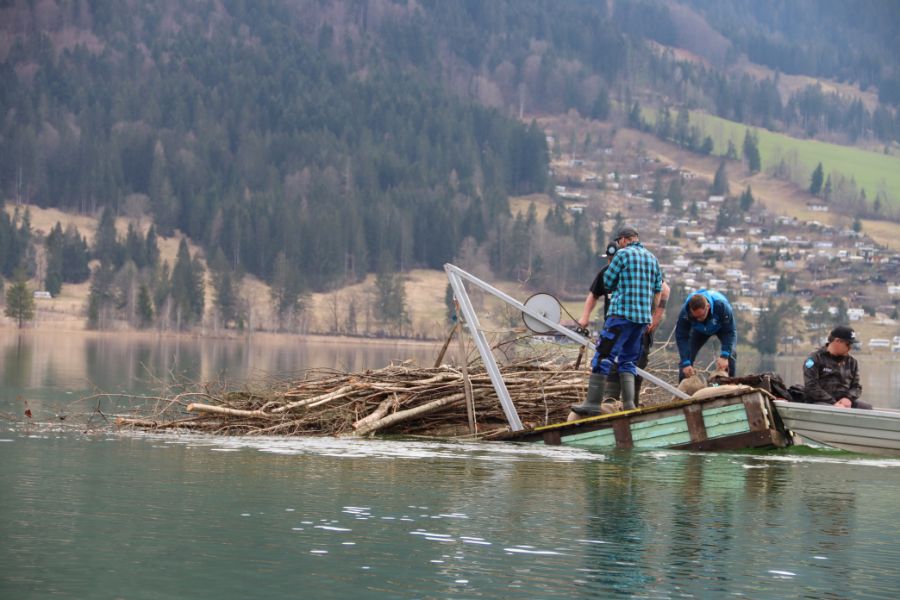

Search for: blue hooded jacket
xmin=675 ymin=289 xmax=736 ymax=367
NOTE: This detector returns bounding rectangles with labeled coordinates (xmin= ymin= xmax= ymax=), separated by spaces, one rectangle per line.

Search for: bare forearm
xmin=648 ymin=283 xmax=669 ymax=332
xmin=578 ymin=294 xmax=598 ymax=327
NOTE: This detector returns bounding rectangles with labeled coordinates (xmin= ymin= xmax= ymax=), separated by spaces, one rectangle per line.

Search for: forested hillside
xmin=3 ymin=0 xmax=900 ymax=333
xmin=680 ymin=0 xmax=900 ymax=103
xmin=0 ymin=0 xmax=547 ymax=313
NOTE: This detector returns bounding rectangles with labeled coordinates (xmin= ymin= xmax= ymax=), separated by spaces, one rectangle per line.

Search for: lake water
xmin=2 ymin=330 xmax=900 ymax=599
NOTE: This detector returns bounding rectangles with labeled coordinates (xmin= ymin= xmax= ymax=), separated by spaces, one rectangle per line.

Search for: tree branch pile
xmin=113 ymin=357 xmax=678 ymax=439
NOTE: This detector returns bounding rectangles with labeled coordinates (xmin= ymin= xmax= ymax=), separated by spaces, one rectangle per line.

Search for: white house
xmin=847 ymin=308 xmax=865 ymax=321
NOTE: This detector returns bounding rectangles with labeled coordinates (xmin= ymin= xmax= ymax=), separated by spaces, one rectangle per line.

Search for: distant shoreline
xmin=0 ymin=324 xmax=443 ymax=348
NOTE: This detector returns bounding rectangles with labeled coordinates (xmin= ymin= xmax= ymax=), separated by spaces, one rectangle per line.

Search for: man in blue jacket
xmin=675 ymin=289 xmax=736 ymax=380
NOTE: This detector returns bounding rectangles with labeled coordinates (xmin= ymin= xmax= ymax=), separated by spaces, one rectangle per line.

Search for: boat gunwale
xmin=773 ymin=400 xmax=900 ymax=421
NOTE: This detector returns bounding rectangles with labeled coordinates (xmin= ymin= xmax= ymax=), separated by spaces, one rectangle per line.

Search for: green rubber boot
xmin=620 ymin=372 xmax=636 ymax=410
xmin=572 ymin=373 xmax=606 ymax=416
xmin=605 ymin=377 xmax=621 ymax=402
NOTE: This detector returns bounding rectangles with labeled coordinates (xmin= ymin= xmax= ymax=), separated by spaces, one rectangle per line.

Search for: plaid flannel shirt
xmin=602 ymin=241 xmax=663 ymax=324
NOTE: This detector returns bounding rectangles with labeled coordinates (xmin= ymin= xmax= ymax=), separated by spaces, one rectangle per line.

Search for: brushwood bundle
xmin=113 ymin=357 xmax=677 ymax=439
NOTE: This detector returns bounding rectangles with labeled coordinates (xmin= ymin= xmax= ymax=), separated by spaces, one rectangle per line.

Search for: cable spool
xmin=522 ymin=293 xmax=562 ymax=334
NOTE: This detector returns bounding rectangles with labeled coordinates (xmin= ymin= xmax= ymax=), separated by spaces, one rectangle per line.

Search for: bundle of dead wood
xmin=113 ymin=358 xmax=676 ymax=439
xmin=113 ymin=361 xmax=570 ymax=438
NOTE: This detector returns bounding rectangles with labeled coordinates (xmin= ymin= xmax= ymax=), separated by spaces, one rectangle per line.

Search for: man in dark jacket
xmin=802 ymin=325 xmax=872 ymax=409
xmin=674 ymin=289 xmax=736 ymax=380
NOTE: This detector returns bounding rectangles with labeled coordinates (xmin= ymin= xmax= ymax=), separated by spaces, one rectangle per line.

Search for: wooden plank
xmin=559 ymin=415 xmax=692 ymax=449
xmin=671 ymin=429 xmax=783 ymax=451
xmin=684 ymin=404 xmax=707 ymax=442
xmin=742 ymin=393 xmax=768 ymax=432
xmin=613 ymin=419 xmax=633 ymax=449
xmin=631 ymin=414 xmax=692 ymax=448
xmin=703 ymin=404 xmax=751 ymax=439
xmin=542 ymin=430 xmax=562 ymax=446
xmin=561 ymin=427 xmax=617 ymax=448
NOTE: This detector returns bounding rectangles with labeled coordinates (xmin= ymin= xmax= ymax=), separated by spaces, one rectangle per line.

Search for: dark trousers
xmin=678 ymin=330 xmax=736 ymax=381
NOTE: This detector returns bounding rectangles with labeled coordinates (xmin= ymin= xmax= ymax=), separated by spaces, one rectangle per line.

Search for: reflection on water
xmin=1 ymin=330 xmax=443 ymax=418
xmin=5 ymin=331 xmax=899 ymax=413
xmin=3 ymin=331 xmax=900 ymax=598
xmin=1 ymin=433 xmax=899 ymax=599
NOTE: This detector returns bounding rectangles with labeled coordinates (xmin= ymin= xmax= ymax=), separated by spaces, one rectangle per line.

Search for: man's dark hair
xmin=688 ymin=295 xmax=708 ymax=311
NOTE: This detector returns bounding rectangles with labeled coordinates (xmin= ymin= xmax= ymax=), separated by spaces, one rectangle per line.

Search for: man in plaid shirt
xmin=572 ymin=227 xmax=664 ymax=416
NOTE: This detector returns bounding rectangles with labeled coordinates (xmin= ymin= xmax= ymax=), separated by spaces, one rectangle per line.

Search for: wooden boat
xmin=773 ymin=400 xmax=900 ymax=457
xmin=502 ymin=386 xmax=790 ymax=451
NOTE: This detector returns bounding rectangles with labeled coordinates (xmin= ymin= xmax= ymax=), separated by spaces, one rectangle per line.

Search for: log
xmin=271 ymin=385 xmax=355 ymax=413
xmin=116 ymin=417 xmax=160 ymax=428
xmin=352 ymin=394 xmax=399 ymax=430
xmin=186 ymin=403 xmax=270 ymax=418
xmin=352 ymin=392 xmax=470 ymax=437
xmin=433 ymin=323 xmax=457 ymax=368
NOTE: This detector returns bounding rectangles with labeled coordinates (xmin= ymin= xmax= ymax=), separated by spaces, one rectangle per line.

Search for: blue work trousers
xmin=679 ymin=330 xmax=736 ymax=380
xmin=591 ymin=317 xmax=647 ymax=376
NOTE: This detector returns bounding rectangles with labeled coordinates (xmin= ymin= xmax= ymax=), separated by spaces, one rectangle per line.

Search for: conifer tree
xmin=125 ymin=223 xmax=146 ymax=269
xmin=652 ymin=173 xmax=665 ymax=213
xmin=45 ymin=223 xmax=64 ymax=296
xmin=87 ymin=262 xmax=117 ymax=330
xmin=94 ymin=207 xmax=121 ymax=266
xmin=1 ymin=209 xmax=32 ymax=278
xmin=667 ymin=176 xmax=684 ymax=215
xmin=675 ymin=107 xmax=690 ymax=147
xmin=627 ymin=102 xmax=644 ymax=129
xmin=4 ymin=270 xmax=35 ymax=328
xmin=152 ymin=261 xmax=172 ymax=326
xmin=743 ymin=129 xmax=761 ymax=174
xmin=210 ymin=248 xmax=241 ymax=327
xmin=374 ymin=257 xmax=408 ymax=335
xmin=823 ymin=174 xmax=833 ymax=201
xmin=740 ymin=186 xmax=755 ymax=211
xmin=809 ymin=162 xmax=824 ymax=195
xmin=145 ymin=225 xmax=160 ymax=269
xmin=270 ymin=251 xmax=305 ymax=330
xmin=62 ymin=225 xmax=91 ymax=283
xmin=754 ymin=298 xmax=781 ymax=355
xmin=726 ymin=140 xmax=738 ymax=160
xmin=711 ymin=160 xmax=730 ymax=196
xmin=137 ymin=283 xmax=154 ymax=329
xmin=171 ymin=238 xmax=205 ymax=328
xmin=591 ymin=89 xmax=610 ymax=120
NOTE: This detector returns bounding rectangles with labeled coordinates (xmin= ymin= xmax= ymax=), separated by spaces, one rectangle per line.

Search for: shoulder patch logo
xmin=804 ymin=358 xmax=814 ymax=369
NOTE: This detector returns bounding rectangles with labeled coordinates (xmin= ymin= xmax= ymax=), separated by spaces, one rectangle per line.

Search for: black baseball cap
xmin=829 ymin=325 xmax=856 ymax=343
xmin=616 ymin=227 xmax=639 ymax=240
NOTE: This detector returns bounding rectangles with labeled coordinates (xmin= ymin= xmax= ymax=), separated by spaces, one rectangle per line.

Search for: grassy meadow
xmin=691 ymin=112 xmax=900 ymax=204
